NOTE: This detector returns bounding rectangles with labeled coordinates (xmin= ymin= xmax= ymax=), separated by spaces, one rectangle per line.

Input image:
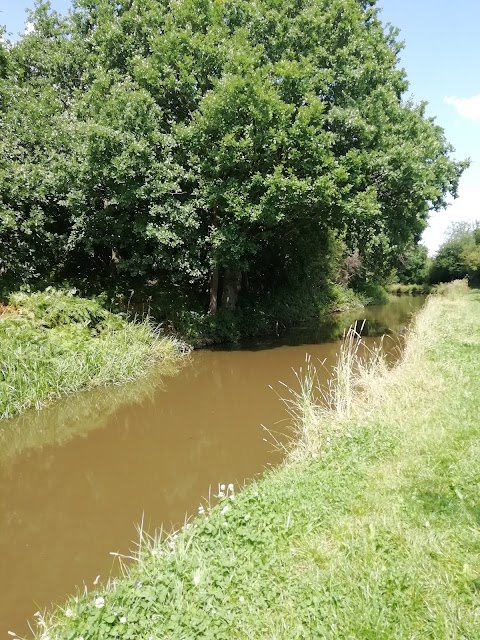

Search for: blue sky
xmin=379 ymin=0 xmax=480 ymax=253
xmin=1 ymin=0 xmax=479 ymax=254
xmin=0 ymin=1 xmax=71 ymax=37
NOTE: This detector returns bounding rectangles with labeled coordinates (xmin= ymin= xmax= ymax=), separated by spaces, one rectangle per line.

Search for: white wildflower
xmin=228 ymin=483 xmax=234 ymax=492
xmin=94 ymin=596 xmax=105 ymax=609
xmin=65 ymin=608 xmax=74 ymax=618
xmin=220 ymin=484 xmax=226 ymax=491
xmin=119 ymin=616 xmax=127 ymax=624
xmin=221 ymin=505 xmax=230 ymax=515
xmin=218 ymin=491 xmax=225 ymax=498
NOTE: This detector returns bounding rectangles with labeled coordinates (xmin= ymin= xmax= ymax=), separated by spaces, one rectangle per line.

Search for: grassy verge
xmin=387 ymin=282 xmax=433 ymax=296
xmin=0 ymin=289 xmax=189 ymax=420
xmin=31 ymin=282 xmax=480 ymax=639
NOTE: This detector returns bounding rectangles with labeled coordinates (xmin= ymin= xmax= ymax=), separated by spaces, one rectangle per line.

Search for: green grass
xmin=387 ymin=282 xmax=433 ymax=296
xmin=0 ymin=289 xmax=189 ymax=420
xmin=30 ymin=282 xmax=480 ymax=639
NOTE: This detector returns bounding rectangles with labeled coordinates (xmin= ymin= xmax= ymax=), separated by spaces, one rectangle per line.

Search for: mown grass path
xmin=37 ymin=284 xmax=480 ymax=640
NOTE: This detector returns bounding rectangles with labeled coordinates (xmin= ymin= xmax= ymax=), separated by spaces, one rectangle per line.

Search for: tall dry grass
xmin=283 ymin=280 xmax=471 ymax=462
xmin=281 ymin=323 xmax=396 ymax=461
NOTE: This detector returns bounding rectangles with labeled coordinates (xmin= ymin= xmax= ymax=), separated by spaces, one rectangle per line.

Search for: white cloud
xmin=444 ymin=94 xmax=480 ymax=121
xmin=24 ymin=22 xmax=35 ymax=35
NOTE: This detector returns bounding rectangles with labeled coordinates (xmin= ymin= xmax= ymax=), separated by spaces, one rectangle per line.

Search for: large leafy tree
xmin=0 ymin=0 xmax=466 ymax=317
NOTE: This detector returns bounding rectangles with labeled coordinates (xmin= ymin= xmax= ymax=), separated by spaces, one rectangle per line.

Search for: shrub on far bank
xmin=171 ymin=283 xmax=373 ymax=347
xmin=396 ymin=243 xmax=430 ymax=285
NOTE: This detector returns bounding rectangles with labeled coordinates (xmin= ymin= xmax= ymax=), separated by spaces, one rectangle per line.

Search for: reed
xmin=280 ymin=322 xmax=389 ymax=461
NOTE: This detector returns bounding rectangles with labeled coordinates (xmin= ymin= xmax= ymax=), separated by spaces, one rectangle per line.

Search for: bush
xmin=353 ymin=282 xmax=390 ymax=306
xmin=9 ymin=288 xmax=120 ymax=331
xmin=397 ymin=243 xmax=429 ymax=284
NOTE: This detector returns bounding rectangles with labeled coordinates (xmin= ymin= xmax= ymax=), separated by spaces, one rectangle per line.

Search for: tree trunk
xmin=208 ymin=267 xmax=219 ymax=315
xmin=109 ymin=247 xmax=120 ymax=276
xmin=221 ymin=268 xmax=241 ymax=311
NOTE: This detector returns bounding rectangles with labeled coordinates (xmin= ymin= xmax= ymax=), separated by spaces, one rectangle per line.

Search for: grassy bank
xmin=0 ymin=289 xmax=189 ymax=420
xmin=386 ymin=282 xmax=433 ymax=296
xmin=31 ymin=282 xmax=480 ymax=639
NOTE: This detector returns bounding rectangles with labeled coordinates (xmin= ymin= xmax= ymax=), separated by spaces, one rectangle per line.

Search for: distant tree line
xmin=430 ymin=222 xmax=480 ymax=285
xmin=395 ymin=222 xmax=480 ymax=287
xmin=0 ymin=0 xmax=466 ymax=329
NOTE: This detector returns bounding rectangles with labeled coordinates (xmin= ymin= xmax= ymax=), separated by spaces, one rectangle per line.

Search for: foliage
xmin=351 ymin=281 xmax=390 ymax=305
xmin=0 ymin=0 xmax=466 ymax=329
xmin=173 ymin=282 xmax=369 ymax=346
xmin=396 ymin=243 xmax=430 ymax=284
xmin=0 ymin=290 xmax=189 ymax=419
xmin=429 ymin=221 xmax=480 ymax=284
xmin=9 ymin=288 xmax=118 ymax=330
xmin=34 ymin=284 xmax=480 ymax=639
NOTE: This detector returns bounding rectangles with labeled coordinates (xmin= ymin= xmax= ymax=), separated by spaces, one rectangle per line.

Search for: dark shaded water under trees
xmin=0 ymin=295 xmax=425 ymax=637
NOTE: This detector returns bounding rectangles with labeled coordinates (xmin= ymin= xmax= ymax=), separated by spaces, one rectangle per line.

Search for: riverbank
xmin=386 ymin=283 xmax=433 ymax=296
xmin=0 ymin=289 xmax=189 ymax=420
xmin=168 ymin=282 xmax=388 ymax=347
xmin=31 ymin=281 xmax=480 ymax=639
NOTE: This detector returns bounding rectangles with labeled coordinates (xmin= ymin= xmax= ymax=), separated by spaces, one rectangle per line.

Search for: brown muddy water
xmin=0 ymin=296 xmax=425 ymax=637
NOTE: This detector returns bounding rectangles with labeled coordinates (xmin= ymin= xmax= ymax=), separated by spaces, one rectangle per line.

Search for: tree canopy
xmin=0 ymin=0 xmax=467 ymax=323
